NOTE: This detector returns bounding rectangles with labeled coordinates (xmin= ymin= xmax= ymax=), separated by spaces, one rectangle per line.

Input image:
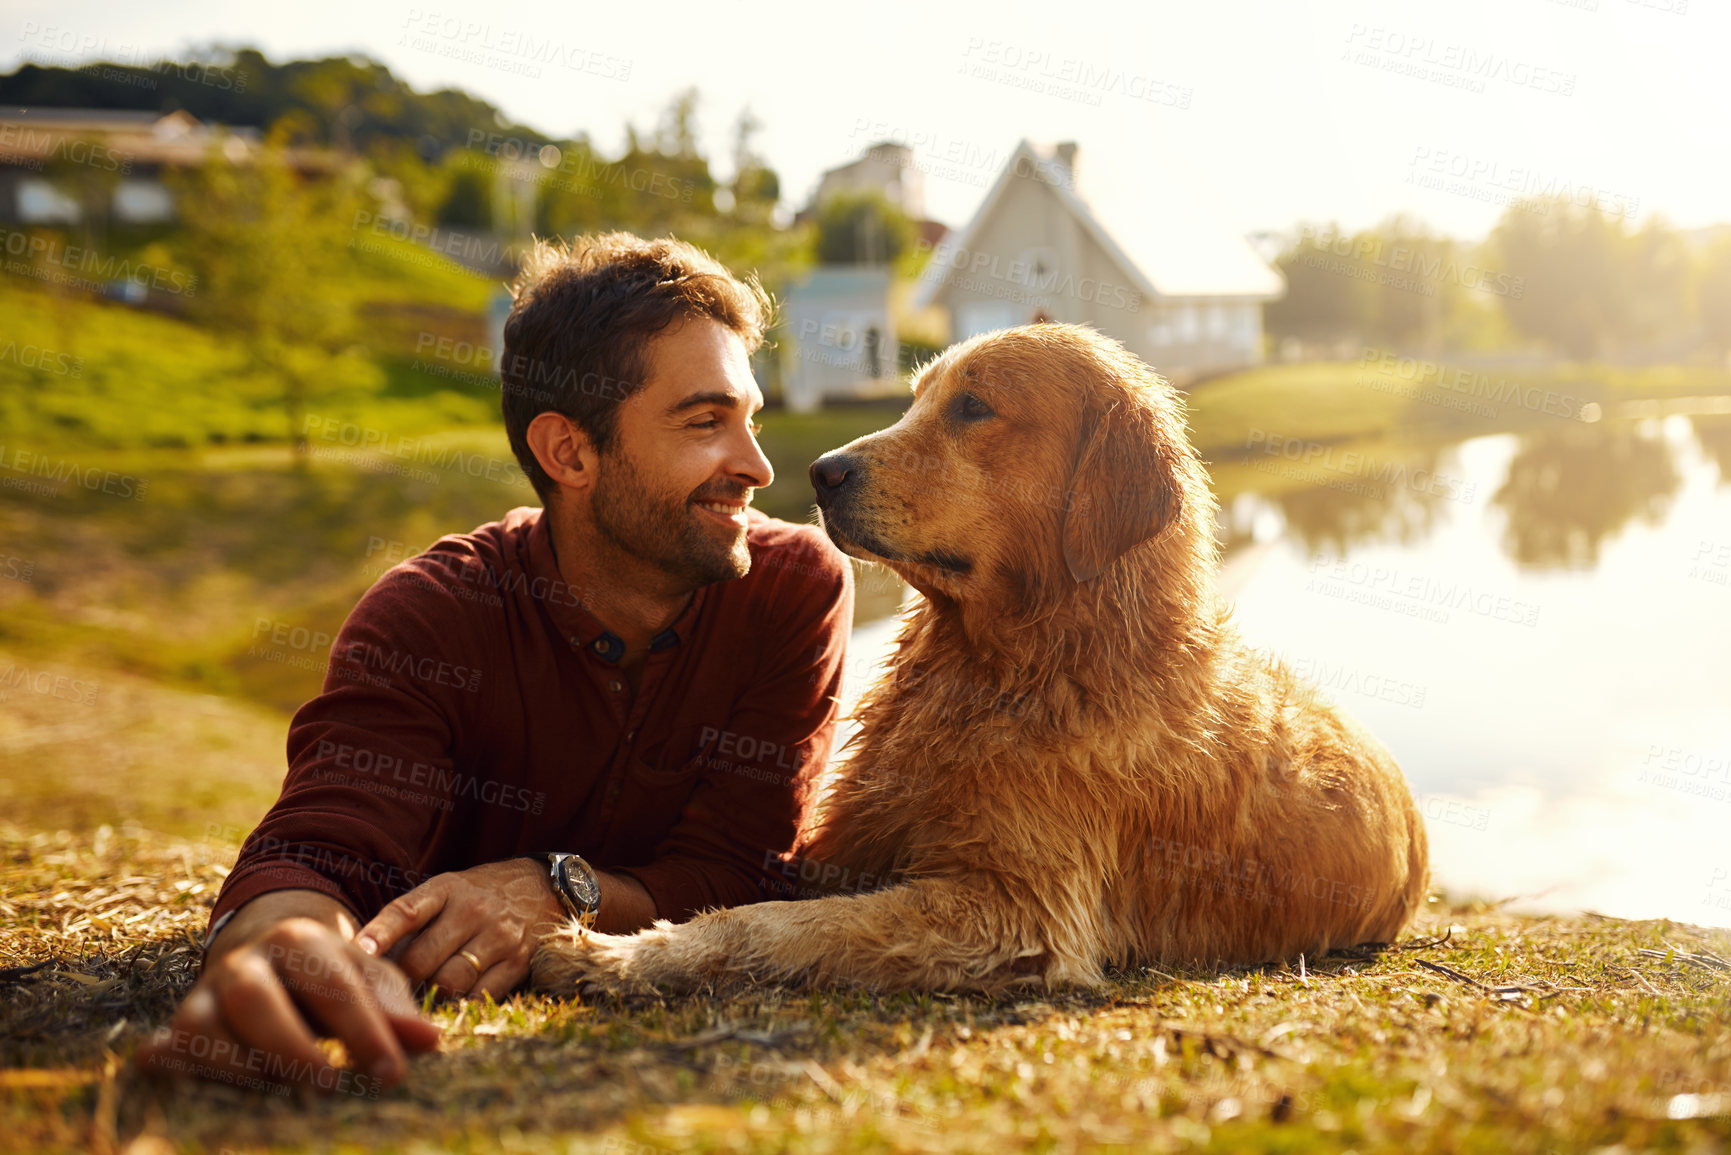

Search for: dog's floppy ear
xmin=1061 ymin=395 xmax=1180 ymax=583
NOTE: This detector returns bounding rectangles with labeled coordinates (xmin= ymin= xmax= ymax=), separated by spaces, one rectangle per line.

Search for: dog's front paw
xmin=530 ymin=926 xmax=646 ymax=998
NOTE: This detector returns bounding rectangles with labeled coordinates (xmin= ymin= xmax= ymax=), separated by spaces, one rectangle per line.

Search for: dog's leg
xmin=532 ymin=875 xmax=1076 ymax=996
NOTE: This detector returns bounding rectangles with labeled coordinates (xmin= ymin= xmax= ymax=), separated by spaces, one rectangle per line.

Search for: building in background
xmin=779 ymin=267 xmax=899 ymax=413
xmin=0 ymin=107 xmax=339 ymax=227
xmin=912 ymin=139 xmax=1284 ymax=383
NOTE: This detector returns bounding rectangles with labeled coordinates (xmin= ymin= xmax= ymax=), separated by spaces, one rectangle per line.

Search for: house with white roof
xmin=912 ymin=139 xmax=1283 ymax=380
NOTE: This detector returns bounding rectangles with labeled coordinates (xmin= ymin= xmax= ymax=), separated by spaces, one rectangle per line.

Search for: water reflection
xmin=1265 ymin=450 xmax=1455 ymax=557
xmin=1493 ymin=421 xmax=1682 ymax=569
xmin=1691 ymin=413 xmax=1731 ymax=485
xmin=1216 ymin=417 xmax=1697 ymax=572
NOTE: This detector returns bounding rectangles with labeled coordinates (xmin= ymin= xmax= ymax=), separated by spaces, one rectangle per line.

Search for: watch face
xmin=562 ymin=857 xmax=601 ymax=909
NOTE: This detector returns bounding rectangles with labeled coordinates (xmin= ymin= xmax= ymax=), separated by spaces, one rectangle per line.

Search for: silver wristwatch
xmin=525 ymin=851 xmax=601 ymax=931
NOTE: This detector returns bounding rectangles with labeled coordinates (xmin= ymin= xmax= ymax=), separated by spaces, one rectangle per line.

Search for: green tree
xmin=436 ymin=153 xmax=494 ymax=229
xmin=170 ymin=134 xmax=369 ymax=456
xmin=1487 ymin=196 xmax=1687 ymax=359
xmin=1700 ymin=237 xmax=1731 ymax=358
xmin=814 ymin=190 xmax=913 ymax=265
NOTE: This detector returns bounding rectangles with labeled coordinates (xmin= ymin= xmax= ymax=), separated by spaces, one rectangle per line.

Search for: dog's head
xmin=809 ymin=324 xmax=1212 ymax=615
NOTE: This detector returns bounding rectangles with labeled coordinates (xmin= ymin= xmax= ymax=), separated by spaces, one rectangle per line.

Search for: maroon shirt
xmin=207 ymin=505 xmax=853 ymax=934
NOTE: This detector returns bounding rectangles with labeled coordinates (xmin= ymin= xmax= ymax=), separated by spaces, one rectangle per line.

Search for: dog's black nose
xmin=809 ymin=453 xmax=854 ymax=507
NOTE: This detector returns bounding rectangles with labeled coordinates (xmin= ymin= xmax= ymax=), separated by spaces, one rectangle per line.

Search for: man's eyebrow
xmin=667 ymin=390 xmax=764 ymax=416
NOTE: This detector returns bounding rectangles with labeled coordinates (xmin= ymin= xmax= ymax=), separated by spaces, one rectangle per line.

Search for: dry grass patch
xmin=1 ymin=827 xmax=1727 ymax=1154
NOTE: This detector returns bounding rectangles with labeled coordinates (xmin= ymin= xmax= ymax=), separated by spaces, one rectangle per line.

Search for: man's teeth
xmin=699 ymin=502 xmax=747 ymax=516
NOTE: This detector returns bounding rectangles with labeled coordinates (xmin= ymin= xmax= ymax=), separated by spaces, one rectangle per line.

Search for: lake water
xmin=841 ymin=406 xmax=1731 ymax=930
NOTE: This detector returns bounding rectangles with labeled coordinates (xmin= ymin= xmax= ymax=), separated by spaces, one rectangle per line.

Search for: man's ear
xmin=526 ymin=412 xmax=598 ymax=497
xmin=1061 ymin=396 xmax=1180 ymax=583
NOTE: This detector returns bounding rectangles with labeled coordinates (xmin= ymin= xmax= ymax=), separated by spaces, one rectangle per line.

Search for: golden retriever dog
xmin=533 ymin=323 xmax=1429 ymax=995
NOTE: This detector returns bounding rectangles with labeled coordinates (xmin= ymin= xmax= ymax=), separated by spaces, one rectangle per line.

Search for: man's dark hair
xmin=500 ymin=231 xmax=772 ymax=501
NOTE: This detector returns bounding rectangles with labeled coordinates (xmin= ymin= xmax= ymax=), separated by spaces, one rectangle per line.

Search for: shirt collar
xmin=522 ymin=506 xmax=705 ymax=665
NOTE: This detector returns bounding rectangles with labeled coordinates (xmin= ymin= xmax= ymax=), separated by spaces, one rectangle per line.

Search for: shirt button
xmin=626 ymin=729 xmax=636 ymax=741
xmin=609 ymin=679 xmax=623 ymax=693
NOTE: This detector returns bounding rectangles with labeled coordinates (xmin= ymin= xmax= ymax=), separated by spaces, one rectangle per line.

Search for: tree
xmin=1700 ymin=238 xmax=1731 ymax=358
xmin=170 ymin=133 xmax=368 ymax=456
xmin=1487 ymin=196 xmax=1688 ymax=359
xmin=813 ymin=191 xmax=913 ymax=266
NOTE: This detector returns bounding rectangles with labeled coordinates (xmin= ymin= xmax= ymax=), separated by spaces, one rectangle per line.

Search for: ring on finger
xmin=456 ymin=948 xmax=483 ymax=976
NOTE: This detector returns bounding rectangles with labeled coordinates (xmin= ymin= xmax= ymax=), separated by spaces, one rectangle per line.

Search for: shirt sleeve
xmin=206 ymin=549 xmax=495 ymax=935
xmin=615 ymin=533 xmax=854 ymax=921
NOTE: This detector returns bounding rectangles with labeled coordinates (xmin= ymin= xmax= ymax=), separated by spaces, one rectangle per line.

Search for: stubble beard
xmin=590 ymin=441 xmax=752 ymax=587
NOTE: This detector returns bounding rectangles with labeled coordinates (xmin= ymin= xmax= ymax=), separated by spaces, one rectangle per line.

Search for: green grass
xmin=1 ymin=824 xmax=1727 ymax=1154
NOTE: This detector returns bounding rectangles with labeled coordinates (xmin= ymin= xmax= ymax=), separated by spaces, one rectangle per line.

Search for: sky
xmin=3 ymin=0 xmax=1726 ymax=242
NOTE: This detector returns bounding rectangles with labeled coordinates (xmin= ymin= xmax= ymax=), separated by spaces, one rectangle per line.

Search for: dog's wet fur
xmin=534 ymin=323 xmax=1429 ymax=995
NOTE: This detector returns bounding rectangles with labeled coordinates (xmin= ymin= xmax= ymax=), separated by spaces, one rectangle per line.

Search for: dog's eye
xmin=957 ymin=393 xmax=995 ymax=422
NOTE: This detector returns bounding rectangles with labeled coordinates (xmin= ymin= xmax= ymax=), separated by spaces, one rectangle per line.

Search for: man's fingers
xmin=394 ymin=895 xmax=487 ymax=984
xmin=287 ymin=952 xmax=423 ymax=1085
xmin=217 ymin=951 xmax=347 ymax=1084
xmin=474 ymin=959 xmax=529 ymax=1002
xmin=386 ymin=1010 xmax=446 ymax=1052
xmin=356 ymin=879 xmax=447 ymax=958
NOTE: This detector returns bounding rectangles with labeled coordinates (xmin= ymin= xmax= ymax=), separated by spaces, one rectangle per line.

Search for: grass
xmin=0 ymin=824 xmax=1727 ymax=1153
xmin=7 ymin=270 xmax=1731 ymax=1150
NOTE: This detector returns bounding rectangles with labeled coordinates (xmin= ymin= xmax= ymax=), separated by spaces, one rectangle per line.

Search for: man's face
xmin=589 ymin=317 xmax=773 ymax=587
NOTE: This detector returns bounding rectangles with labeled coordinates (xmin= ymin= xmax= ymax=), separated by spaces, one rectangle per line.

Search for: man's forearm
xmin=595 ymin=870 xmax=657 ymax=934
xmin=205 ymin=889 xmax=362 ymax=969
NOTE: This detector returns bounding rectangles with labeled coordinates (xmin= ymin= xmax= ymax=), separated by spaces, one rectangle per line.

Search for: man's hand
xmin=355 ymin=857 xmax=569 ymax=998
xmin=136 ymin=912 xmax=442 ymax=1093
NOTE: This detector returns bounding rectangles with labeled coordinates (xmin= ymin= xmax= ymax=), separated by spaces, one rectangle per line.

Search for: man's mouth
xmin=694 ymin=497 xmax=751 ymax=527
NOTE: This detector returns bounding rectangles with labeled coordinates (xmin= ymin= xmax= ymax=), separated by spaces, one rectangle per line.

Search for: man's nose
xmin=809 ymin=452 xmax=856 ymax=508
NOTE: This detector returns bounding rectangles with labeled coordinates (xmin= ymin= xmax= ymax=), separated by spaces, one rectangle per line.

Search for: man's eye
xmin=958 ymin=393 xmax=995 ymax=421
xmin=690 ymin=418 xmax=721 ymax=430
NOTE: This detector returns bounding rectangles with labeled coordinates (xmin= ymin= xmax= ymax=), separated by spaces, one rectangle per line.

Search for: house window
xmin=1205 ymin=304 xmax=1229 ymax=340
xmin=17 ymin=179 xmax=79 ymax=224
xmin=959 ymin=301 xmax=1017 ymax=338
xmin=113 ymin=180 xmax=176 ymax=224
xmin=1174 ymin=305 xmax=1199 ymax=344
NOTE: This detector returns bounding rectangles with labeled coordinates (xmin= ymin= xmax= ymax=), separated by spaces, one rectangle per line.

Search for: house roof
xmin=913 ymin=139 xmax=1283 ymax=310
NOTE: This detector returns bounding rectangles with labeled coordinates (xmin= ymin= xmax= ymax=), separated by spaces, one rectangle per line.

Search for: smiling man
xmin=139 ymin=233 xmax=852 ymax=1092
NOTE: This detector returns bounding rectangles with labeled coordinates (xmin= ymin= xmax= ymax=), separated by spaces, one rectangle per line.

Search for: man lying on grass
xmin=137 ymin=233 xmax=852 ymax=1092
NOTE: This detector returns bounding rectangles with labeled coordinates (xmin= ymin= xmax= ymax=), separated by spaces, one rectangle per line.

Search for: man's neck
xmin=546 ymin=505 xmax=693 ymax=666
